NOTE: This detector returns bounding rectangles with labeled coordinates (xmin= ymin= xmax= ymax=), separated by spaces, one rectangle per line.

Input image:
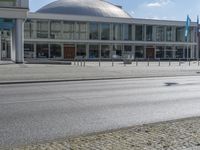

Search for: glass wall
xmin=113 ymin=45 xmax=122 ymax=57
xmin=156 ymin=26 xmax=165 ymax=41
xmin=36 ymin=44 xmax=49 ymax=58
xmin=135 ymin=25 xmax=144 ymax=41
xmin=135 ymin=46 xmax=144 ymax=58
xmin=101 ymin=23 xmax=110 ymax=40
xmin=123 ymin=24 xmax=132 ymax=41
xmin=101 ymin=45 xmax=110 ymax=59
xmin=175 ymin=46 xmax=184 ymax=58
xmin=77 ymin=44 xmax=86 ymax=57
xmin=63 ymin=21 xmax=74 ymax=40
xmin=165 ymin=46 xmax=173 ymax=59
xmin=113 ymin=24 xmax=122 ymax=40
xmin=89 ymin=45 xmax=99 ymax=59
xmin=50 ymin=21 xmax=62 ymax=39
xmin=156 ymin=46 xmax=165 ymax=59
xmin=89 ymin=23 xmax=99 ymax=40
xmin=146 ymin=25 xmax=153 ymax=41
xmin=24 ymin=20 xmax=34 ymax=39
xmin=124 ymin=45 xmax=132 ymax=55
xmin=75 ymin=22 xmax=87 ymax=40
xmin=24 ymin=44 xmax=34 ymax=58
xmin=166 ymin=27 xmax=173 ymax=42
xmin=50 ymin=44 xmax=62 ymax=58
xmin=37 ymin=20 xmax=49 ymax=38
xmin=176 ymin=27 xmax=185 ymax=42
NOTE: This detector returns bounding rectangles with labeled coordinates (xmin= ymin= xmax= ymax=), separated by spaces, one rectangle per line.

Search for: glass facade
xmin=24 ymin=44 xmax=34 ymax=58
xmin=156 ymin=26 xmax=165 ymax=41
xmin=63 ymin=21 xmax=74 ymax=40
xmin=156 ymin=46 xmax=165 ymax=59
xmin=50 ymin=21 xmax=61 ymax=39
xmin=77 ymin=44 xmax=86 ymax=57
xmin=113 ymin=24 xmax=122 ymax=40
xmin=166 ymin=27 xmax=173 ymax=42
xmin=89 ymin=23 xmax=99 ymax=40
xmin=135 ymin=46 xmax=144 ymax=58
xmin=124 ymin=45 xmax=132 ymax=54
xmin=101 ymin=45 xmax=110 ymax=58
xmin=50 ymin=44 xmax=62 ymax=58
xmin=75 ymin=22 xmax=87 ymax=40
xmin=176 ymin=27 xmax=185 ymax=42
xmin=37 ymin=20 xmax=49 ymax=38
xmin=165 ymin=46 xmax=173 ymax=59
xmin=36 ymin=44 xmax=49 ymax=58
xmin=89 ymin=45 xmax=99 ymax=59
xmin=113 ymin=45 xmax=122 ymax=57
xmin=146 ymin=25 xmax=153 ymax=41
xmin=135 ymin=25 xmax=144 ymax=41
xmin=123 ymin=24 xmax=132 ymax=41
xmin=101 ymin=23 xmax=110 ymax=40
xmin=175 ymin=46 xmax=184 ymax=58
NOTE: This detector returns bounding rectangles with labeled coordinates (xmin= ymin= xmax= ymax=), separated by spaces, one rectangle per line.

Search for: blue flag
xmin=185 ymin=15 xmax=191 ymax=39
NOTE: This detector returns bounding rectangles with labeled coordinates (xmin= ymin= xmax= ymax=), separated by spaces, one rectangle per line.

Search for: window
xmin=89 ymin=45 xmax=99 ymax=59
xmin=77 ymin=44 xmax=86 ymax=57
xmin=123 ymin=24 xmax=132 ymax=41
xmin=36 ymin=44 xmax=49 ymax=58
xmin=156 ymin=26 xmax=165 ymax=41
xmin=176 ymin=46 xmax=184 ymax=58
xmin=50 ymin=21 xmax=61 ymax=39
xmin=135 ymin=25 xmax=144 ymax=41
xmin=101 ymin=45 xmax=110 ymax=58
xmin=113 ymin=24 xmax=122 ymax=40
xmin=24 ymin=20 xmax=36 ymax=39
xmin=176 ymin=27 xmax=185 ymax=42
xmin=156 ymin=46 xmax=165 ymax=59
xmin=75 ymin=22 xmax=87 ymax=40
xmin=135 ymin=46 xmax=144 ymax=58
xmin=166 ymin=27 xmax=173 ymax=41
xmin=24 ymin=44 xmax=34 ymax=58
xmin=146 ymin=26 xmax=153 ymax=41
xmin=37 ymin=20 xmax=49 ymax=38
xmin=63 ymin=21 xmax=74 ymax=40
xmin=124 ymin=45 xmax=132 ymax=54
xmin=113 ymin=45 xmax=122 ymax=57
xmin=50 ymin=44 xmax=61 ymax=58
xmin=165 ymin=46 xmax=173 ymax=59
xmin=101 ymin=23 xmax=110 ymax=40
xmin=89 ymin=23 xmax=99 ymax=40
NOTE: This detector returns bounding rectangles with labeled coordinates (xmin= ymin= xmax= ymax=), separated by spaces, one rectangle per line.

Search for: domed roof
xmin=37 ymin=0 xmax=131 ymax=18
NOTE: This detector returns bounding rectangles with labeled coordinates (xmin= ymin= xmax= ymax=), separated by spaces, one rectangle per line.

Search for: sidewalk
xmin=0 ymin=61 xmax=200 ymax=84
xmin=12 ymin=117 xmax=200 ymax=150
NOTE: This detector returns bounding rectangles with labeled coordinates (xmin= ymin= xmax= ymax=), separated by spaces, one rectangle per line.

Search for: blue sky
xmin=29 ymin=0 xmax=200 ymax=21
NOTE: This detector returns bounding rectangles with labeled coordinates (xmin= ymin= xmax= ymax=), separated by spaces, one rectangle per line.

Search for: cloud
xmin=146 ymin=0 xmax=171 ymax=8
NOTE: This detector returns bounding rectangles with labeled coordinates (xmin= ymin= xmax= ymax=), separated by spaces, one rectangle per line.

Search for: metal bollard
xmin=189 ymin=59 xmax=191 ymax=66
xmin=74 ymin=59 xmax=76 ymax=65
xmin=112 ymin=59 xmax=114 ymax=67
xmin=136 ymin=59 xmax=138 ymax=66
xmin=84 ymin=58 xmax=86 ymax=67
xmin=158 ymin=58 xmax=161 ymax=66
xmin=81 ymin=59 xmax=83 ymax=67
xmin=169 ymin=59 xmax=171 ymax=66
xmin=198 ymin=60 xmax=200 ymax=66
xmin=147 ymin=58 xmax=150 ymax=66
xmin=99 ymin=59 xmax=101 ymax=67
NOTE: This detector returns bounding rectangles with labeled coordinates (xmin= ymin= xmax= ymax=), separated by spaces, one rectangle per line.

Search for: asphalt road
xmin=1 ymin=76 xmax=200 ymax=148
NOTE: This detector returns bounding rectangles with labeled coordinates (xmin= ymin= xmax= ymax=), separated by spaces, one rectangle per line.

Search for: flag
xmin=197 ymin=15 xmax=199 ymax=37
xmin=185 ymin=15 xmax=191 ymax=39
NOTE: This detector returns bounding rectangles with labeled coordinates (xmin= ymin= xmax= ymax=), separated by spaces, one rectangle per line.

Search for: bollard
xmin=81 ymin=59 xmax=83 ymax=67
xmin=84 ymin=58 xmax=86 ymax=67
xmin=99 ymin=59 xmax=101 ymax=67
xmin=74 ymin=58 xmax=76 ymax=65
xmin=198 ymin=60 xmax=200 ymax=66
xmin=136 ymin=59 xmax=138 ymax=66
xmin=112 ymin=58 xmax=114 ymax=67
xmin=158 ymin=58 xmax=161 ymax=66
xmin=147 ymin=58 xmax=150 ymax=66
xmin=179 ymin=59 xmax=181 ymax=66
xmin=169 ymin=59 xmax=171 ymax=66
xmin=189 ymin=59 xmax=191 ymax=66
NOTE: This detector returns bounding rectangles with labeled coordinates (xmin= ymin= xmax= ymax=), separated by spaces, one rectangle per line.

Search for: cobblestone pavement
xmin=11 ymin=117 xmax=200 ymax=150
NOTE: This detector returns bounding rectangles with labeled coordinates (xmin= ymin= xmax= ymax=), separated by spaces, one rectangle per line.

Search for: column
xmin=0 ymin=30 xmax=1 ymax=61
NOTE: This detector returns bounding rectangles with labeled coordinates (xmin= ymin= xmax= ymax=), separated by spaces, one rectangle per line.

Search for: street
xmin=1 ymin=76 xmax=200 ymax=148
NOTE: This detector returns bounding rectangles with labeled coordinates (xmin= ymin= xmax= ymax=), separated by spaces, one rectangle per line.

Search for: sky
xmin=29 ymin=0 xmax=200 ymax=21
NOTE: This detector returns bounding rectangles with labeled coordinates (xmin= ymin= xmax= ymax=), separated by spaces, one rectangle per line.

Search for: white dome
xmin=37 ymin=0 xmax=131 ymax=18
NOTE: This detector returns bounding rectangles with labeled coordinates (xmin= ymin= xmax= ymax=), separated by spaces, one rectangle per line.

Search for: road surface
xmin=1 ymin=76 xmax=200 ymax=147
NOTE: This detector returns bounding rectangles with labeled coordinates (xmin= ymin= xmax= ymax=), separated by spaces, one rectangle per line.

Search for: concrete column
xmin=10 ymin=19 xmax=24 ymax=63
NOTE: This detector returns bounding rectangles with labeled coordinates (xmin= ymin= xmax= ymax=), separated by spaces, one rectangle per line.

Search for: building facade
xmin=0 ymin=0 xmax=199 ymax=63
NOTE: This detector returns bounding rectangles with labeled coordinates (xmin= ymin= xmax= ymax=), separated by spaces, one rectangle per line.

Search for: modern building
xmin=0 ymin=0 xmax=199 ymax=63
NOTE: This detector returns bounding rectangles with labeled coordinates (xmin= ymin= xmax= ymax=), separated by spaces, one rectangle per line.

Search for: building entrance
xmin=64 ymin=44 xmax=75 ymax=60
xmin=0 ymin=30 xmax=11 ymax=60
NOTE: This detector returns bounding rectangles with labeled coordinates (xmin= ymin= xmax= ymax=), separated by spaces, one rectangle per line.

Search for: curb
xmin=0 ymin=74 xmax=199 ymax=85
